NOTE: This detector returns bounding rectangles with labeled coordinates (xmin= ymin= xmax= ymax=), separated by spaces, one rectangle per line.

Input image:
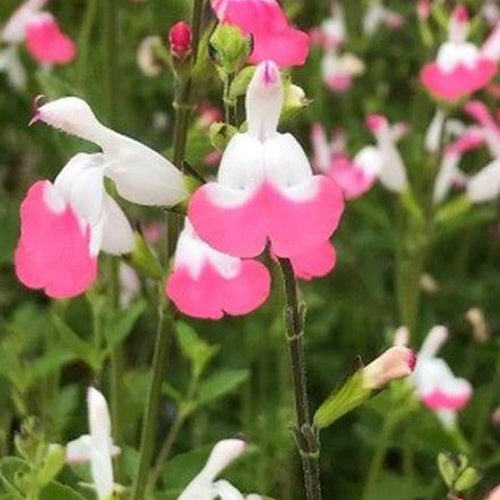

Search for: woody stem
xmin=278 ymin=258 xmax=322 ymax=500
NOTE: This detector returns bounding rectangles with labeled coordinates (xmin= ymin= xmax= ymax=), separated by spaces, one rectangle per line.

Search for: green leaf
xmin=0 ymin=457 xmax=28 ymax=498
xmin=229 ymin=66 xmax=256 ymax=100
xmin=39 ymin=481 xmax=87 ymax=500
xmin=313 ymin=371 xmax=369 ymax=429
xmin=437 ymin=452 xmax=456 ymax=488
xmin=104 ymin=300 xmax=146 ymax=352
xmin=37 ymin=445 xmax=65 ymax=487
xmin=176 ymin=322 xmax=219 ymax=378
xmin=161 ymin=445 xmax=213 ymax=491
xmin=197 ymin=369 xmax=249 ymax=407
xmin=454 ymin=466 xmax=482 ymax=492
xmin=51 ymin=315 xmax=101 ymax=371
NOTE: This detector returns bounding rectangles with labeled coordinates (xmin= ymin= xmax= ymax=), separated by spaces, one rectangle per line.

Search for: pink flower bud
xmin=486 ymin=485 xmax=500 ymax=500
xmin=169 ymin=21 xmax=192 ymax=61
xmin=363 ymin=346 xmax=416 ymax=390
xmin=417 ymin=0 xmax=430 ymax=21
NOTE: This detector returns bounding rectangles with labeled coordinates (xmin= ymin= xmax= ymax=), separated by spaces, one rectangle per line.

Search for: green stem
xmin=361 ymin=413 xmax=398 ymax=500
xmin=133 ymin=3 xmax=205 ymax=498
xmin=278 ymin=259 xmax=322 ymax=500
xmin=223 ymin=73 xmax=235 ymax=125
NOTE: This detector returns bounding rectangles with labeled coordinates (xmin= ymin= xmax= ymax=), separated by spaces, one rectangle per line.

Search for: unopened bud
xmin=209 ymin=24 xmax=252 ymax=74
xmin=363 ymin=346 xmax=416 ymax=390
xmin=169 ymin=21 xmax=192 ymax=61
xmin=466 ymin=307 xmax=489 ymax=343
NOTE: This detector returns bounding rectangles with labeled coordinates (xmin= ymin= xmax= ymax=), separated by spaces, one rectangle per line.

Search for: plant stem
xmin=103 ymin=0 xmax=125 ymax=468
xmin=361 ymin=413 xmax=398 ymax=500
xmin=133 ymin=3 xmax=206 ymax=498
xmin=278 ymin=258 xmax=322 ymax=500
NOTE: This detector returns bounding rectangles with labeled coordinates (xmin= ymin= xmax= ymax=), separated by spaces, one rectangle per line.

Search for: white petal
xmin=433 ymin=153 xmax=462 ymax=203
xmin=482 ymin=20 xmax=500 ymax=61
xmin=104 ymin=133 xmax=188 ymax=206
xmin=354 ymin=146 xmax=383 ymax=177
xmin=436 ymin=409 xmax=457 ymax=429
xmin=264 ymin=133 xmax=312 ymax=190
xmin=217 ymin=133 xmax=265 ymax=191
xmin=425 ymin=110 xmax=446 ymax=154
xmin=54 ymin=153 xmax=106 ymax=225
xmin=467 ymin=158 xmax=500 ymax=202
xmin=66 ymin=435 xmax=93 ymax=464
xmin=2 ymin=0 xmax=46 ymax=44
xmin=0 ymin=46 xmax=27 ymax=90
xmin=246 ymin=61 xmax=284 ymax=142
xmin=213 ymin=480 xmax=246 ymax=500
xmin=201 ymin=439 xmax=247 ymax=483
xmin=91 ymin=449 xmax=114 ymax=500
xmin=310 ymin=124 xmax=331 ymax=173
xmin=100 ymin=194 xmax=134 ymax=255
xmin=419 ymin=326 xmax=448 ymax=360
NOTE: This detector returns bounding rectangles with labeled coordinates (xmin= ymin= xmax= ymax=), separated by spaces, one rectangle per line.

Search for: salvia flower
xmin=363 ymin=346 xmax=416 ymax=390
xmin=420 ymin=6 xmax=497 ymax=101
xmin=412 ymin=326 xmax=473 ymax=429
xmin=2 ymin=0 xmax=76 ymax=65
xmin=178 ymin=439 xmax=261 ymax=500
xmin=66 ymin=388 xmax=119 ymax=500
xmin=363 ymin=1 xmax=405 ymax=36
xmin=15 ymin=153 xmax=134 ymax=298
xmin=365 ymin=114 xmax=409 ymax=192
xmin=321 ymin=51 xmax=365 ymax=93
xmin=311 ymin=124 xmax=381 ymax=200
xmin=317 ymin=2 xmax=346 ymax=51
xmin=210 ymin=0 xmax=310 ymax=67
xmin=485 ymin=485 xmax=500 ymax=500
xmin=15 ymin=97 xmax=188 ymax=298
xmin=188 ymin=61 xmax=344 ymax=259
xmin=165 ymin=221 xmax=271 ymax=319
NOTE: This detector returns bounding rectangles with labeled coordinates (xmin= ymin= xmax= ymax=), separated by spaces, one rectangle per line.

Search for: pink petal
xmin=288 ymin=240 xmax=337 ymax=281
xmin=26 ymin=15 xmax=76 ymax=64
xmin=420 ymin=59 xmax=497 ymax=101
xmin=188 ymin=177 xmax=344 ymax=259
xmin=421 ymin=389 xmax=471 ymax=411
xmin=166 ymin=260 xmax=271 ymax=319
xmin=212 ymin=0 xmax=309 ymax=67
xmin=327 ymin=156 xmax=376 ymax=200
xmin=15 ymin=181 xmax=97 ymax=298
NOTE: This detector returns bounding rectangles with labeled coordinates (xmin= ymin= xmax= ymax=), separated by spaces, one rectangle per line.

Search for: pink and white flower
xmin=66 ymin=388 xmax=119 ymax=500
xmin=2 ymin=0 xmax=76 ymax=65
xmin=311 ymin=124 xmax=382 ymax=200
xmin=165 ymin=221 xmax=271 ymax=319
xmin=363 ymin=1 xmax=405 ymax=36
xmin=179 ymin=439 xmax=261 ymax=500
xmin=15 ymin=153 xmax=134 ymax=298
xmin=316 ymin=2 xmax=346 ymax=51
xmin=365 ymin=114 xmax=409 ymax=192
xmin=287 ymin=240 xmax=337 ymax=281
xmin=321 ymin=50 xmax=365 ymax=93
xmin=412 ymin=326 xmax=473 ymax=428
xmin=464 ymin=101 xmax=500 ymax=157
xmin=188 ymin=61 xmax=344 ymax=259
xmin=420 ymin=6 xmax=497 ymax=101
xmin=210 ymin=0 xmax=310 ymax=67
xmin=16 ymin=97 xmax=188 ymax=298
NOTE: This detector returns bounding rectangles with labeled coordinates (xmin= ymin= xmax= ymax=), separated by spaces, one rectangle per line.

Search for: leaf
xmin=229 ymin=66 xmax=256 ymax=100
xmin=313 ymin=371 xmax=370 ymax=429
xmin=104 ymin=300 xmax=146 ymax=352
xmin=127 ymin=233 xmax=164 ymax=280
xmin=437 ymin=452 xmax=456 ymax=488
xmin=0 ymin=457 xmax=28 ymax=498
xmin=176 ymin=322 xmax=219 ymax=378
xmin=31 ymin=350 xmax=76 ymax=381
xmin=51 ymin=315 xmax=101 ymax=371
xmin=161 ymin=445 xmax=213 ymax=491
xmin=39 ymin=481 xmax=87 ymax=500
xmin=454 ymin=466 xmax=482 ymax=492
xmin=197 ymin=369 xmax=249 ymax=407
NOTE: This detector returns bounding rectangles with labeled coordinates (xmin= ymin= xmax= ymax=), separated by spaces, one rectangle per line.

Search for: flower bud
xmin=363 ymin=346 xmax=416 ymax=390
xmin=169 ymin=21 xmax=192 ymax=61
xmin=466 ymin=307 xmax=489 ymax=343
xmin=209 ymin=24 xmax=252 ymax=74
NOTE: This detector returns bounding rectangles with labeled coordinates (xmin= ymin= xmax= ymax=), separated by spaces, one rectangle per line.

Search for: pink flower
xmin=169 ymin=21 xmax=192 ymax=61
xmin=211 ymin=0 xmax=310 ymax=67
xmin=464 ymin=101 xmax=500 ymax=157
xmin=2 ymin=0 xmax=76 ymax=65
xmin=363 ymin=346 xmax=416 ymax=390
xmin=165 ymin=221 xmax=271 ymax=319
xmin=15 ymin=154 xmax=135 ymax=298
xmin=485 ymin=485 xmax=500 ymax=500
xmin=318 ymin=3 xmax=346 ymax=51
xmin=321 ymin=51 xmax=365 ymax=93
xmin=420 ymin=6 xmax=497 ymax=101
xmin=311 ymin=124 xmax=381 ymax=200
xmin=188 ymin=61 xmax=344 ymax=259
xmin=417 ymin=0 xmax=430 ymax=21
xmin=197 ymin=102 xmax=223 ymax=128
xmin=363 ymin=2 xmax=405 ymax=35
xmin=412 ymin=326 xmax=473 ymax=428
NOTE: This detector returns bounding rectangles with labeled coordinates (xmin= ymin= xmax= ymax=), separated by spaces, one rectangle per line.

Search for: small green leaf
xmin=313 ymin=371 xmax=369 ymax=429
xmin=454 ymin=466 xmax=482 ymax=492
xmin=51 ymin=315 xmax=101 ymax=371
xmin=39 ymin=481 xmax=86 ymax=500
xmin=197 ymin=369 xmax=249 ymax=407
xmin=434 ymin=195 xmax=471 ymax=226
xmin=176 ymin=322 xmax=219 ymax=378
xmin=437 ymin=452 xmax=457 ymax=488
xmin=229 ymin=66 xmax=256 ymax=100
xmin=104 ymin=300 xmax=146 ymax=352
xmin=37 ymin=444 xmax=65 ymax=487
